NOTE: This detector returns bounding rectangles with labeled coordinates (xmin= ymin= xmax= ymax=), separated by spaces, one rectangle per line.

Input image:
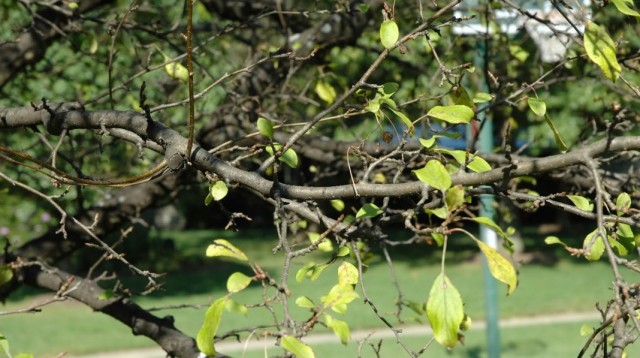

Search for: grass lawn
xmin=0 ymin=229 xmax=628 ymax=356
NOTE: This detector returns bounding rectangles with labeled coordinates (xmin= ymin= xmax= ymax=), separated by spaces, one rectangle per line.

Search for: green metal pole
xmin=475 ymin=39 xmax=501 ymax=358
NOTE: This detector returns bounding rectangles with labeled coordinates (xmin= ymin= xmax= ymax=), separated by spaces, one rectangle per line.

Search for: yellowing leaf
xmin=426 ymin=273 xmax=464 ymax=348
xmin=196 ymin=297 xmax=226 ymax=356
xmin=413 ymin=160 xmax=451 ymax=192
xmin=331 ymin=199 xmax=345 ymax=212
xmin=206 ymin=239 xmax=249 ymax=261
xmin=380 ymin=20 xmax=399 ymax=49
xmin=226 ymin=272 xmax=252 ymax=293
xmin=281 ymin=336 xmax=315 ymax=358
xmin=164 ymin=57 xmax=189 ymax=83
xmin=321 ymin=284 xmax=359 ymax=314
xmin=476 ymin=240 xmax=518 ymax=295
xmin=584 ymin=21 xmax=622 ymax=83
xmin=337 ymin=262 xmax=358 ymax=286
xmin=445 ymin=185 xmax=465 ymax=212
xmin=427 ymin=105 xmax=474 ymax=124
xmin=315 ymin=81 xmax=337 ymax=103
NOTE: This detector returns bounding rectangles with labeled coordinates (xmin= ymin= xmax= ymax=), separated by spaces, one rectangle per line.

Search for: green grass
xmin=0 ymin=229 xmax=626 ymax=356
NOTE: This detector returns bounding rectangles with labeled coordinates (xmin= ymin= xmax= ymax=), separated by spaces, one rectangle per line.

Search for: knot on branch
xmin=36 ymin=101 xmax=84 ymax=135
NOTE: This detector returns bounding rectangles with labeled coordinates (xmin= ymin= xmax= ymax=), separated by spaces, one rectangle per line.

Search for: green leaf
xmin=380 ymin=20 xmax=399 ymax=49
xmin=567 ymin=195 xmax=594 ymax=212
xmin=389 ymin=107 xmax=413 ymax=131
xmin=431 ymin=233 xmax=445 ymax=247
xmin=413 ymin=160 xmax=452 ymax=192
xmin=336 ymin=246 xmax=350 ymax=257
xmin=611 ymin=0 xmax=640 ymax=17
xmin=509 ymin=45 xmax=529 ymax=62
xmin=296 ymin=262 xmax=315 ymax=283
xmin=307 ymin=232 xmax=334 ymax=252
xmin=337 ymin=262 xmax=358 ymax=286
xmin=321 ymin=284 xmax=359 ymax=314
xmin=325 ymin=314 xmax=350 ymax=345
xmin=616 ymin=192 xmax=631 ymax=215
xmin=295 ymin=296 xmax=316 ymax=309
xmin=196 ymin=297 xmax=226 ymax=356
xmin=613 ymin=223 xmax=635 ymax=256
xmin=425 ymin=206 xmax=448 ymax=220
xmin=580 ymin=324 xmax=595 ymax=336
xmin=356 ymin=203 xmax=383 ymax=219
xmin=449 ymin=86 xmax=474 ymax=109
xmin=473 ymin=92 xmax=494 ymax=104
xmin=209 ymin=181 xmax=228 ymax=202
xmin=0 ymin=265 xmax=13 ymax=288
xmin=331 ymin=199 xmax=345 ymax=212
xmin=315 ymin=80 xmax=337 ymax=104
xmin=471 ymin=217 xmax=514 ymax=249
xmin=98 ymin=289 xmax=115 ymax=300
xmin=437 ymin=149 xmax=491 ymax=173
xmin=476 ymin=240 xmax=518 ymax=295
xmin=224 ymin=299 xmax=248 ymax=316
xmin=544 ymin=236 xmax=567 ymax=248
xmin=164 ymin=56 xmax=189 ymax=83
xmin=527 ymin=98 xmax=546 ymax=117
xmin=419 ymin=136 xmax=438 ymax=149
xmin=544 ymin=115 xmax=568 ymax=152
xmin=445 ymin=185 xmax=465 ymax=212
xmin=426 ymin=273 xmax=465 ymax=348
xmin=206 ymin=239 xmax=249 ymax=261
xmin=357 ymin=3 xmax=370 ymax=13
xmin=0 ymin=333 xmax=10 ymax=357
xmin=15 ymin=354 xmax=34 ymax=358
xmin=257 ymin=117 xmax=274 ymax=140
xmin=427 ymin=105 xmax=474 ymax=124
xmin=584 ymin=21 xmax=622 ymax=83
xmin=583 ymin=230 xmax=605 ymax=261
xmin=407 ymin=300 xmax=426 ymax=315
xmin=281 ymin=336 xmax=315 ymax=358
xmin=265 ymin=143 xmax=300 ymax=168
xmin=226 ymin=272 xmax=252 ymax=293
xmin=381 ymin=82 xmax=399 ymax=96
xmin=306 ymin=263 xmax=329 ymax=281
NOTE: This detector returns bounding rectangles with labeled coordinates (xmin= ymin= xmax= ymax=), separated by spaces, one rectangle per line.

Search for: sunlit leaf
xmin=164 ymin=56 xmax=189 ymax=83
xmin=419 ymin=136 xmax=438 ymax=149
xmin=0 ymin=333 xmax=10 ymax=357
xmin=336 ymin=246 xmax=350 ymax=257
xmin=543 ymin=115 xmax=568 ymax=152
xmin=389 ymin=107 xmax=413 ymax=132
xmin=380 ymin=20 xmax=399 ymax=49
xmin=296 ymin=296 xmax=316 ymax=309
xmin=325 ymin=314 xmax=350 ymax=345
xmin=257 ymin=117 xmax=274 ymax=140
xmin=281 ymin=336 xmax=315 ymax=358
xmin=476 ymin=240 xmax=518 ymax=295
xmin=427 ymin=105 xmax=474 ymax=124
xmin=544 ymin=236 xmax=567 ymax=247
xmin=331 ymin=199 xmax=345 ymax=212
xmin=315 ymin=81 xmax=337 ymax=104
xmin=224 ymin=299 xmax=248 ymax=316
xmin=206 ymin=239 xmax=249 ymax=261
xmin=338 ymin=261 xmax=358 ymax=286
xmin=226 ymin=272 xmax=252 ymax=293
xmin=98 ymin=289 xmax=115 ymax=300
xmin=437 ymin=149 xmax=491 ymax=173
xmin=527 ymin=98 xmax=546 ymax=117
xmin=321 ymin=284 xmax=359 ymax=314
xmin=616 ymin=192 xmax=631 ymax=215
xmin=413 ymin=160 xmax=451 ymax=192
xmin=209 ymin=181 xmax=228 ymax=202
xmin=196 ymin=297 xmax=226 ymax=356
xmin=567 ymin=195 xmax=593 ymax=212
xmin=583 ymin=229 xmax=605 ymax=261
xmin=580 ymin=324 xmax=595 ymax=336
xmin=426 ymin=273 xmax=465 ymax=348
xmin=425 ymin=206 xmax=448 ymax=220
xmin=509 ymin=45 xmax=529 ymax=62
xmin=431 ymin=233 xmax=445 ymax=247
xmin=265 ymin=143 xmax=299 ymax=168
xmin=610 ymin=0 xmax=640 ymax=17
xmin=473 ymin=92 xmax=494 ymax=103
xmin=356 ymin=203 xmax=383 ymax=219
xmin=584 ymin=21 xmax=622 ymax=82
xmin=307 ymin=232 xmax=334 ymax=252
xmin=471 ymin=217 xmax=514 ymax=249
xmin=459 ymin=314 xmax=472 ymax=331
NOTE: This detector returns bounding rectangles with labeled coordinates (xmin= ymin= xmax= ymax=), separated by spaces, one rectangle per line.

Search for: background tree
xmin=0 ymin=0 xmax=639 ymax=357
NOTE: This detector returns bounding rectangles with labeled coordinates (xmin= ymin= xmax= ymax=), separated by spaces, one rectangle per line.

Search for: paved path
xmin=75 ymin=311 xmax=599 ymax=358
